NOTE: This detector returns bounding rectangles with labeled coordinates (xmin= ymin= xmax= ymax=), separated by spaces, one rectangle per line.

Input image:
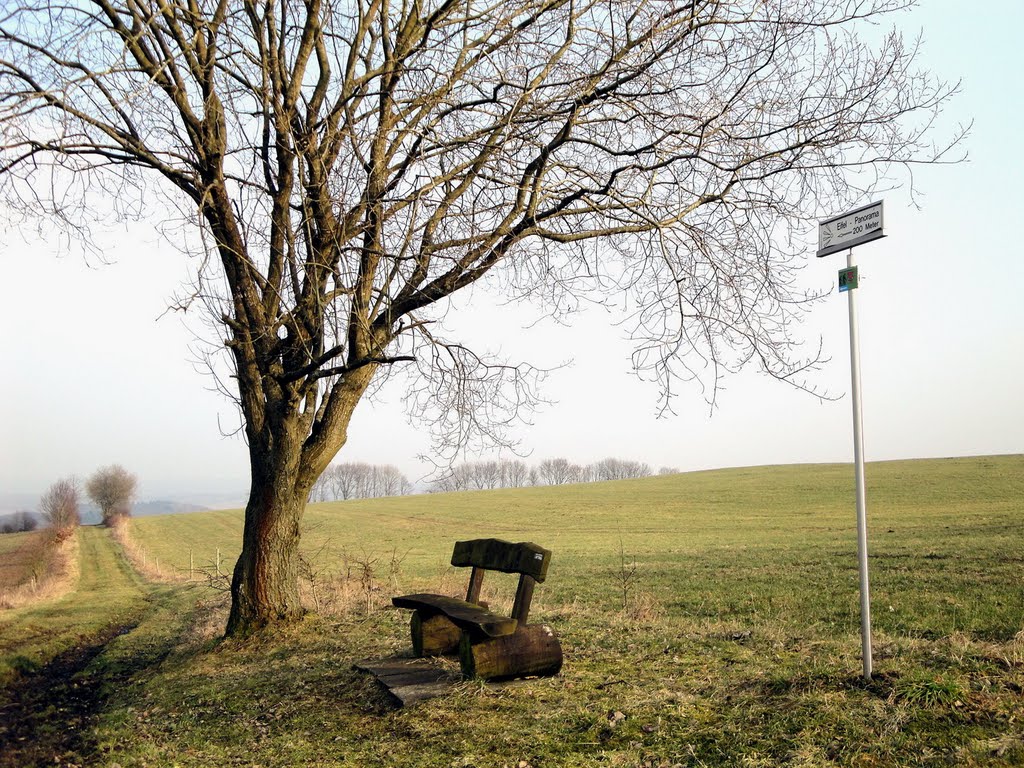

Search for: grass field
xmin=1 ymin=455 xmax=1021 ymax=766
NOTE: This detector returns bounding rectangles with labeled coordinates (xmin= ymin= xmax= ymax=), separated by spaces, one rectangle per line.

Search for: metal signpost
xmin=817 ymin=200 xmax=884 ymax=681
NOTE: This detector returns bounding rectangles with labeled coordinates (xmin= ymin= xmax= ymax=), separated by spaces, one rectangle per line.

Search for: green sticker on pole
xmin=839 ymin=266 xmax=859 ymax=292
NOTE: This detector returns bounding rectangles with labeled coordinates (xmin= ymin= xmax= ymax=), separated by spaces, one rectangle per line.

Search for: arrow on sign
xmin=816 ymin=200 xmax=884 ymax=258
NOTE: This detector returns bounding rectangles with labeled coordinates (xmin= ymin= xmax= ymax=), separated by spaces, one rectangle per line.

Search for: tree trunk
xmin=225 ymin=440 xmax=310 ymax=637
xmin=221 ymin=359 xmax=373 ymax=638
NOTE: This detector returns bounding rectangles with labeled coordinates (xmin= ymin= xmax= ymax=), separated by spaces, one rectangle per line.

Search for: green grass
xmin=0 ymin=526 xmax=156 ymax=682
xmin=3 ymin=456 xmax=1022 ymax=766
xmin=131 ymin=456 xmax=1024 ymax=642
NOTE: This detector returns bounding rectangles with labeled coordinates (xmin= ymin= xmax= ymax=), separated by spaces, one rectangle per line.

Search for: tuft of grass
xmin=893 ymin=673 xmax=967 ymax=707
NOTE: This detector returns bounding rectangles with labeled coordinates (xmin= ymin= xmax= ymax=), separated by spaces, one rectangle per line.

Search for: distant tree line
xmin=302 ymin=457 xmax=682 ymax=499
xmin=309 ymin=463 xmax=414 ymax=503
xmin=432 ymin=458 xmax=678 ymax=492
xmin=0 ymin=511 xmax=38 ymax=534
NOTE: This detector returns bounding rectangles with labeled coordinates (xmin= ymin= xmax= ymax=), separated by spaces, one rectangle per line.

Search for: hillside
xmin=2 ymin=455 xmax=1021 ymax=767
xmin=131 ymin=455 xmax=1024 ymax=622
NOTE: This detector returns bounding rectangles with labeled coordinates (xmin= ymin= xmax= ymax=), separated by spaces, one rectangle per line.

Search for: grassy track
xmin=3 ymin=456 xmax=1021 ymax=766
xmin=0 ymin=526 xmax=152 ymax=682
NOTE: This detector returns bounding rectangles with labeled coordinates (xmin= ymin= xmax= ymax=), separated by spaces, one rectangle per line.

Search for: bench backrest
xmin=451 ymin=538 xmax=551 ymax=624
xmin=451 ymin=538 xmax=551 ymax=583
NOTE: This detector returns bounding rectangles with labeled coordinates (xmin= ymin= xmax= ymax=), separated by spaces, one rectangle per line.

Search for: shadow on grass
xmin=0 ymin=622 xmax=140 ymax=768
xmin=750 ymin=669 xmax=901 ymax=698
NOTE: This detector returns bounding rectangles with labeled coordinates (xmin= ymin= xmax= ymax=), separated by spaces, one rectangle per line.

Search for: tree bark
xmin=225 ymin=432 xmax=311 ymax=637
xmin=223 ymin=365 xmax=372 ymax=637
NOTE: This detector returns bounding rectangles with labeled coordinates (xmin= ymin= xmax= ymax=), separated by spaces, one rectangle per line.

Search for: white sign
xmin=817 ymin=201 xmax=884 ymax=258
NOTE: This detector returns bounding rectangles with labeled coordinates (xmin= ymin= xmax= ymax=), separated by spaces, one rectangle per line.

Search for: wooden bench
xmin=392 ymin=538 xmax=562 ymax=681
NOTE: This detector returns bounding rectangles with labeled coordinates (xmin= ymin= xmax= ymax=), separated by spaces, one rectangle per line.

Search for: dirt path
xmin=0 ymin=622 xmax=139 ymax=767
xmin=0 ymin=526 xmax=174 ymax=767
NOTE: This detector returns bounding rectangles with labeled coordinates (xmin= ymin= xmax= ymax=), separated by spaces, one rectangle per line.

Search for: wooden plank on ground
xmin=354 ymin=657 xmax=461 ymax=707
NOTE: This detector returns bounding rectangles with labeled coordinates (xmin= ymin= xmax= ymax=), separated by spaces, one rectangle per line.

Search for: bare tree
xmin=592 ymin=458 xmax=652 ymax=481
xmin=475 ymin=461 xmax=503 ymax=490
xmin=567 ymin=462 xmax=591 ymax=484
xmin=308 ymin=469 xmax=331 ymax=503
xmin=334 ymin=463 xmax=366 ymax=500
xmin=333 ymin=463 xmax=365 ymax=500
xmin=499 ymin=459 xmax=530 ymax=489
xmin=39 ymin=478 xmax=81 ymax=537
xmin=312 ymin=461 xmax=412 ymax=500
xmin=538 ymin=458 xmax=575 ymax=486
xmin=374 ymin=464 xmax=413 ymax=496
xmin=85 ymin=465 xmax=137 ymax=526
xmin=0 ymin=0 xmax=960 ymax=636
xmin=435 ymin=459 xmax=525 ymax=490
xmin=433 ymin=462 xmax=473 ymax=492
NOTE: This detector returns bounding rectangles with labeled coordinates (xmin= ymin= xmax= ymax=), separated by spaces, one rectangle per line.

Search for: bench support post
xmin=465 ymin=567 xmax=485 ymax=604
xmin=511 ymin=574 xmax=536 ymax=623
xmin=411 ymin=611 xmax=462 ymax=657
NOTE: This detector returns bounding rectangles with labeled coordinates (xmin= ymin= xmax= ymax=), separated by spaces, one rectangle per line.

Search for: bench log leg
xmin=411 ymin=611 xmax=462 ymax=657
xmin=459 ymin=624 xmax=563 ymax=681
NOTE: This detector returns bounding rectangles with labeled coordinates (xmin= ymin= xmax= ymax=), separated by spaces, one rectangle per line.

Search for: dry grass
xmin=297 ymin=545 xmax=415 ymax=618
xmin=0 ymin=530 xmax=49 ymax=593
xmin=0 ymin=529 xmax=79 ymax=610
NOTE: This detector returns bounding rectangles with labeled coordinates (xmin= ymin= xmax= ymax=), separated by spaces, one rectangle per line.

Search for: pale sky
xmin=2 ymin=1 xmax=1022 ymax=504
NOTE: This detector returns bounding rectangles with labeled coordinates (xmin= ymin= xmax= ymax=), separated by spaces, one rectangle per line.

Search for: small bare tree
xmin=39 ymin=478 xmax=80 ymax=539
xmin=592 ymin=458 xmax=652 ymax=481
xmin=499 ymin=460 xmax=530 ymax=489
xmin=312 ymin=461 xmax=412 ymax=500
xmin=85 ymin=465 xmax=137 ymax=526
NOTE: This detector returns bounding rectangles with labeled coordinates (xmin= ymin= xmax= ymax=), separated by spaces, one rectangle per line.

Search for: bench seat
xmin=391 ymin=593 xmax=518 ymax=637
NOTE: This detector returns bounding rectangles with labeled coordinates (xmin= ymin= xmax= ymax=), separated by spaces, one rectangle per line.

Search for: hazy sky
xmin=2 ymin=1 xmax=1022 ymax=502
